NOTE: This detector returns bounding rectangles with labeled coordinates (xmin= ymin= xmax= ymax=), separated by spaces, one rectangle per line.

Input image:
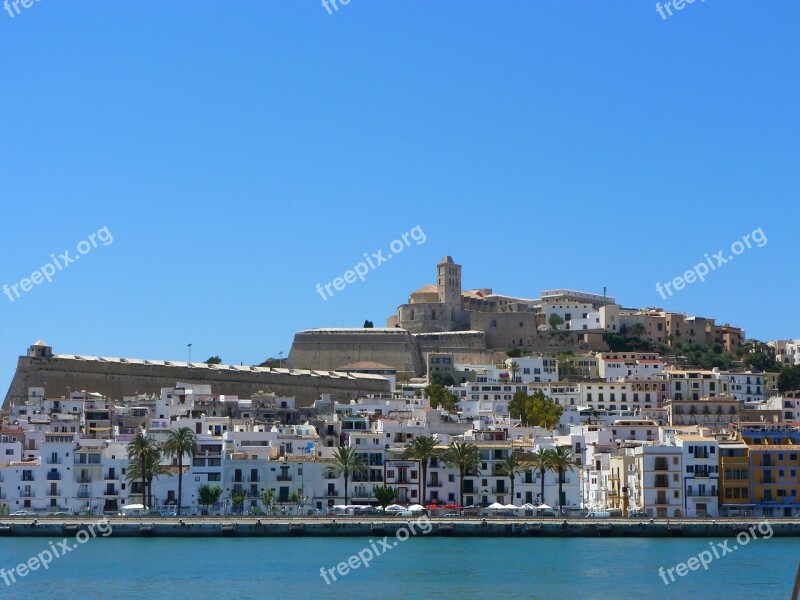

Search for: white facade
xmin=598 ymin=353 xmax=664 ymax=381
xmin=769 ymin=339 xmax=800 ymax=366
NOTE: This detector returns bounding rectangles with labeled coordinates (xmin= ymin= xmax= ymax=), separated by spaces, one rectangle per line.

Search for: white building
xmin=598 ymin=352 xmax=664 ymax=381
xmin=769 ymin=339 xmax=800 ymax=366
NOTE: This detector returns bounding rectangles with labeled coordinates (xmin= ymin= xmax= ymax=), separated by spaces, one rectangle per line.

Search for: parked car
xmin=160 ymin=510 xmax=177 ymax=517
xmin=628 ymin=511 xmax=647 ymax=518
xmin=443 ymin=512 xmax=461 ymax=517
xmin=248 ymin=509 xmax=267 ymax=516
xmin=11 ymin=510 xmax=36 ymax=516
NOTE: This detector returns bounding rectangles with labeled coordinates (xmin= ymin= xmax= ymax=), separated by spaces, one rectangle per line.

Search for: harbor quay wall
xmin=2 ymin=517 xmax=800 ymax=538
xmin=3 ymin=355 xmax=390 ymax=409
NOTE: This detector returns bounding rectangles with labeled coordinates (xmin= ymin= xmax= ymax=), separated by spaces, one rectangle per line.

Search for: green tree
xmin=779 ymin=365 xmax=800 ymax=393
xmin=231 ymin=490 xmax=247 ymax=515
xmin=425 ymin=384 xmax=458 ymax=413
xmin=126 ymin=433 xmax=154 ymax=507
xmin=373 ymin=485 xmax=399 ymax=509
xmin=525 ymin=390 xmax=563 ymax=430
xmin=548 ymin=314 xmax=564 ymax=331
xmin=205 ymin=356 xmax=222 ymax=365
xmin=506 ymin=347 xmax=523 ymax=358
xmin=127 ymin=444 xmax=172 ymax=509
xmin=363 ymin=320 xmax=374 ymax=328
xmin=508 ymin=361 xmax=521 ymax=383
xmin=329 ymin=446 xmax=368 ymax=505
xmin=629 ymin=323 xmax=647 ymax=339
xmin=198 ymin=484 xmax=222 ymax=513
xmin=497 ymin=453 xmax=528 ymax=504
xmin=163 ymin=427 xmax=198 ymax=516
xmin=430 ymin=371 xmax=456 ymax=386
xmin=508 ymin=390 xmax=529 ymax=424
xmin=402 ymin=435 xmax=440 ymax=504
xmin=261 ymin=488 xmax=277 ymax=515
xmin=441 ymin=441 xmax=480 ymax=508
xmin=529 ymin=448 xmax=554 ymax=506
xmin=550 ymin=446 xmax=576 ymax=510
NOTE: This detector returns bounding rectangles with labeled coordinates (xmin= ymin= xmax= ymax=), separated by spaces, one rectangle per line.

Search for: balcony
xmin=491 ymin=487 xmax=508 ymax=495
xmin=276 ymin=475 xmax=292 ymax=482
xmin=20 ymin=491 xmax=35 ymax=498
xmin=104 ymin=472 xmax=119 ymax=480
xmin=654 ymin=460 xmax=669 ymax=471
xmin=428 ymin=481 xmax=442 ymax=488
xmin=46 ymin=458 xmax=62 ymax=465
xmin=103 ymin=488 xmax=119 ymax=496
xmin=77 ymin=491 xmax=92 ymax=499
xmin=47 ymin=472 xmax=62 ymax=481
xmin=324 ymin=489 xmax=339 ymax=497
xmin=232 ymin=476 xmax=261 ymax=483
xmin=654 ymin=476 xmax=669 ymax=488
xmin=46 ymin=488 xmax=62 ymax=497
xmin=77 ymin=476 xmax=92 ymax=484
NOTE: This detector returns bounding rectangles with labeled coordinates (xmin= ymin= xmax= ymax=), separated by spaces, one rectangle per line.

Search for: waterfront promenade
xmin=2 ymin=515 xmax=799 ymax=537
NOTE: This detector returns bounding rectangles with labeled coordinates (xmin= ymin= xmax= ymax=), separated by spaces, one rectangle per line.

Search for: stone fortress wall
xmin=3 ymin=344 xmax=390 ymax=410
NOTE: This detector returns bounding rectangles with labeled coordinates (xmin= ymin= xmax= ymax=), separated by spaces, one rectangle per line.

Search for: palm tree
xmin=261 ymin=488 xmax=276 ymax=515
xmin=550 ymin=446 xmax=576 ymax=511
xmin=497 ymin=452 xmax=528 ymax=504
xmin=127 ymin=433 xmax=155 ymax=507
xmin=630 ymin=323 xmax=647 ymax=339
xmin=529 ymin=447 xmax=554 ymax=506
xmin=441 ymin=441 xmax=480 ymax=508
xmin=163 ymin=427 xmax=198 ymax=516
xmin=126 ymin=445 xmax=171 ymax=509
xmin=402 ymin=435 xmax=440 ymax=504
xmin=508 ymin=361 xmax=521 ymax=383
xmin=329 ymin=446 xmax=368 ymax=505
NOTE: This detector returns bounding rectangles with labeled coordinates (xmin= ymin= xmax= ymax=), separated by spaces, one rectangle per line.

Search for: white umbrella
xmin=121 ymin=504 xmax=145 ymax=510
xmin=536 ymin=503 xmax=552 ymax=510
xmin=407 ymin=504 xmax=425 ymax=511
xmin=504 ymin=504 xmax=519 ymax=510
xmin=487 ymin=502 xmax=505 ymax=510
xmin=520 ymin=503 xmax=536 ymax=510
xmin=386 ymin=504 xmax=405 ymax=511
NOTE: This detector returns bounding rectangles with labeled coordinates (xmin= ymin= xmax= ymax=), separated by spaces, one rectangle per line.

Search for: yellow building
xmin=719 ymin=441 xmax=750 ymax=515
xmin=748 ymin=443 xmax=800 ymax=517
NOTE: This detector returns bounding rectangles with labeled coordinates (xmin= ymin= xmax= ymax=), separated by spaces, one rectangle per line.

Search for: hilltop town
xmin=1 ymin=257 xmax=799 ymax=520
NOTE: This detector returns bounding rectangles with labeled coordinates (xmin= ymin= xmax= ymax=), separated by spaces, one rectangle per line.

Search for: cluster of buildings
xmin=0 ymin=258 xmax=796 ymax=519
xmin=387 ymin=256 xmax=745 ymax=354
xmin=1 ymin=343 xmax=798 ymax=519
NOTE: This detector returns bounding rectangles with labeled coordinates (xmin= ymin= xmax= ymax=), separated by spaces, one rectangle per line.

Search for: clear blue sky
xmin=1 ymin=1 xmax=798 ymax=396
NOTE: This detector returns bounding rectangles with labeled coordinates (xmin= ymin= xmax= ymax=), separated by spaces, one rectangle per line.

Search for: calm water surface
xmin=0 ymin=536 xmax=797 ymax=599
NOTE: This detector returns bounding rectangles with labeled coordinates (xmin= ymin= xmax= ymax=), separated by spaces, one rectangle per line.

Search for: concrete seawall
xmin=2 ymin=517 xmax=799 ymax=538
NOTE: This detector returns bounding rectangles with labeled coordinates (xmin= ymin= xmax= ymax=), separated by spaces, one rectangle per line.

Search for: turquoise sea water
xmin=0 ymin=535 xmax=797 ymax=599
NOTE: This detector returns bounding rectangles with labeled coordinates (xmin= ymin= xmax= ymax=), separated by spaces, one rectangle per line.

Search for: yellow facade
xmin=748 ymin=444 xmax=800 ymax=515
xmin=719 ymin=442 xmax=750 ymax=507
